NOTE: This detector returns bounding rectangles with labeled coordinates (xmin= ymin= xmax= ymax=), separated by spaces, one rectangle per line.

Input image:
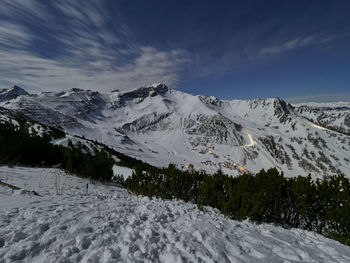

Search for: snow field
xmin=112 ymin=166 xmax=134 ymax=180
xmin=1 ymin=166 xmax=350 ymax=262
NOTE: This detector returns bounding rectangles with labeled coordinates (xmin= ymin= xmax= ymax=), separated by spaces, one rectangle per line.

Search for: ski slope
xmin=1 ymin=166 xmax=350 ymax=262
xmin=242 ymin=129 xmax=257 ymax=147
xmin=305 ymin=120 xmax=331 ymax=131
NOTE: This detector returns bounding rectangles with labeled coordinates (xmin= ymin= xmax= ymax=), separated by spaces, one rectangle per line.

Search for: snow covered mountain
xmin=0 ymin=86 xmax=28 ymax=103
xmin=1 ymin=84 xmax=350 ymax=177
xmin=294 ymin=101 xmax=350 ymax=135
xmin=0 ymin=105 xmax=65 ymax=139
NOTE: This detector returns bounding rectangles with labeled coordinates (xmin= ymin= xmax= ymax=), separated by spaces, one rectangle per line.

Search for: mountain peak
xmin=119 ymin=83 xmax=169 ymax=101
xmin=68 ymin=88 xmax=99 ymax=95
xmin=11 ymin=85 xmax=28 ymax=94
xmin=272 ymin=97 xmax=295 ymax=123
xmin=273 ymin=97 xmax=294 ymax=113
xmin=70 ymin=88 xmax=85 ymax=93
xmin=141 ymin=83 xmax=169 ymax=95
xmin=0 ymin=85 xmax=29 ymax=102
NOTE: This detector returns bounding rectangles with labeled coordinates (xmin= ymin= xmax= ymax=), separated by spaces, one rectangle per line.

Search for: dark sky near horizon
xmin=0 ymin=0 xmax=349 ymax=101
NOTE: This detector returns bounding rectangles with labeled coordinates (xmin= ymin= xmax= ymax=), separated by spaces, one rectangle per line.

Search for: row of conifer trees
xmin=125 ymin=164 xmax=350 ymax=245
xmin=0 ymin=121 xmax=113 ymax=181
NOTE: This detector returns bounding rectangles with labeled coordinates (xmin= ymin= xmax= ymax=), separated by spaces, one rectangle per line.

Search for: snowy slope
xmin=1 ymin=84 xmax=350 ymax=178
xmin=293 ymin=102 xmax=350 ymax=135
xmin=0 ymin=106 xmax=65 ymax=139
xmin=1 ymin=166 xmax=350 ymax=263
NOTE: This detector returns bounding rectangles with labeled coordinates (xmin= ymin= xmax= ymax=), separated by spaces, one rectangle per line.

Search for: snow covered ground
xmin=1 ymin=166 xmax=350 ymax=263
xmin=112 ymin=165 xmax=134 ymax=180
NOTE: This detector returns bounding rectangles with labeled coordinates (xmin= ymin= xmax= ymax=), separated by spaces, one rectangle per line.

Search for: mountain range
xmin=1 ymin=84 xmax=349 ymax=177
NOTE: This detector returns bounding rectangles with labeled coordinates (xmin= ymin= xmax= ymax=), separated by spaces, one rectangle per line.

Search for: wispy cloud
xmin=285 ymin=93 xmax=350 ymax=104
xmin=0 ymin=22 xmax=33 ymax=48
xmin=0 ymin=0 xmax=189 ymax=92
xmin=259 ymin=29 xmax=350 ymax=57
xmin=260 ymin=35 xmax=318 ymax=55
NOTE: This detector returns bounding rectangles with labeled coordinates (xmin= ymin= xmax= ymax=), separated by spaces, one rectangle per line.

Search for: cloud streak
xmin=260 ymin=35 xmax=317 ymax=55
xmin=285 ymin=93 xmax=350 ymax=104
xmin=0 ymin=0 xmax=189 ymax=92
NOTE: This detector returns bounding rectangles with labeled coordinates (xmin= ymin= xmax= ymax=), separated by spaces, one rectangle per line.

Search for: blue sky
xmin=0 ymin=0 xmax=349 ymax=101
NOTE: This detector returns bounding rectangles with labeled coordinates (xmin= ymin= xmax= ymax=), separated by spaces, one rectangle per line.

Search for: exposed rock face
xmin=183 ymin=114 xmax=244 ymax=146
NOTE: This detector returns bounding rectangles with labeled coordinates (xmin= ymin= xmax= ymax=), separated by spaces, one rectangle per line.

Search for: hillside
xmin=1 ymin=166 xmax=350 ymax=262
xmin=1 ymin=84 xmax=349 ymax=177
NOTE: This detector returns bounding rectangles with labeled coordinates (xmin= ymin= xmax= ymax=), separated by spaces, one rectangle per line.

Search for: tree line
xmin=125 ymin=164 xmax=350 ymax=246
xmin=0 ymin=121 xmax=113 ymax=181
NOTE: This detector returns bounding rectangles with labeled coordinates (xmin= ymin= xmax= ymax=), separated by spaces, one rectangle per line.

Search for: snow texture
xmin=1 ymin=166 xmax=350 ymax=262
xmin=112 ymin=165 xmax=134 ymax=180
